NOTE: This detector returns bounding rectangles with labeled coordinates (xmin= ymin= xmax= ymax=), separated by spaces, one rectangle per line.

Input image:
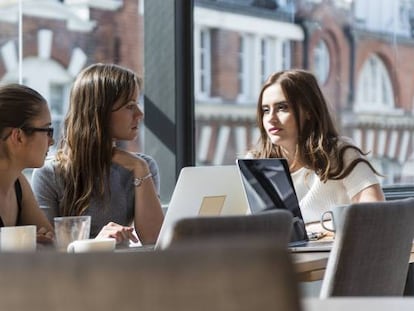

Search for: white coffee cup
xmin=67 ymin=238 xmax=116 ymax=253
xmin=320 ymin=205 xmax=348 ymax=233
xmin=0 ymin=225 xmax=37 ymax=252
xmin=54 ymin=216 xmax=91 ymax=252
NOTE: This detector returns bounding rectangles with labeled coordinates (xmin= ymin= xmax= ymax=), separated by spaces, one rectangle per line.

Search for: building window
xmin=195 ymin=28 xmax=211 ymax=99
xmin=355 ymin=54 xmax=394 ymax=112
xmin=282 ymin=40 xmax=291 ymax=70
xmin=49 ymin=83 xmax=67 ymax=149
xmin=238 ymin=36 xmax=245 ymax=97
xmin=237 ymin=34 xmax=253 ymax=103
xmin=260 ymin=37 xmax=276 ymax=84
xmin=260 ymin=38 xmax=267 ymax=83
xmin=313 ymin=40 xmax=330 ymax=84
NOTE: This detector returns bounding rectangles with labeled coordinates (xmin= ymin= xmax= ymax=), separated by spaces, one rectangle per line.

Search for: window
xmin=237 ymin=34 xmax=253 ymax=103
xmin=260 ymin=37 xmax=276 ymax=84
xmin=194 ymin=27 xmax=211 ymax=99
xmin=355 ymin=55 xmax=395 ymax=113
xmin=193 ymin=0 xmax=414 ymax=188
xmin=282 ymin=40 xmax=292 ymax=70
xmin=260 ymin=38 xmax=268 ymax=84
xmin=313 ymin=40 xmax=330 ymax=84
xmin=3 ymin=0 xmax=414 ymax=204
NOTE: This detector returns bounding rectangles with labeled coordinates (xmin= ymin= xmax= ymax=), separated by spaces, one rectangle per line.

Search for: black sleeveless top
xmin=0 ymin=180 xmax=23 ymax=227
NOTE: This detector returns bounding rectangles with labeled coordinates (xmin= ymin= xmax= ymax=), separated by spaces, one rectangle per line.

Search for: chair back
xmin=320 ymin=198 xmax=414 ymax=297
xmin=0 ymin=240 xmax=302 ymax=311
xmin=168 ymin=209 xmax=293 ymax=248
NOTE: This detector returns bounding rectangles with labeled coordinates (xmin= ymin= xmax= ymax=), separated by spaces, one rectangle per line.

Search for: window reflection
xmin=1 ymin=0 xmax=414 ymax=190
xmin=194 ymin=0 xmax=414 ymax=186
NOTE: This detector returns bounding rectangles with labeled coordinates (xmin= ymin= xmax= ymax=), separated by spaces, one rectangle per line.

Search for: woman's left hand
xmin=112 ymin=147 xmax=149 ymax=174
xmin=36 ymin=226 xmax=54 ymax=244
xmin=96 ymin=222 xmax=139 ymax=244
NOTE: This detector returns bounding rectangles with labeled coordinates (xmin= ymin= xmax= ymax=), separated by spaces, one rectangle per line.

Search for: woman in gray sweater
xmin=32 ymin=63 xmax=164 ymax=245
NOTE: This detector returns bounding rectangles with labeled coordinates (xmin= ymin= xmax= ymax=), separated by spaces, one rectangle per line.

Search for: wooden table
xmin=115 ymin=240 xmax=414 ymax=284
xmin=292 ymin=251 xmax=329 ymax=282
xmin=292 ymin=248 xmax=414 ymax=283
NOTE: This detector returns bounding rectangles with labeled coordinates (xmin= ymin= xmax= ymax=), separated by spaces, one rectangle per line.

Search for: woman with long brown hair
xmin=248 ymin=69 xmax=384 ymax=227
xmin=32 ymin=63 xmax=164 ymax=245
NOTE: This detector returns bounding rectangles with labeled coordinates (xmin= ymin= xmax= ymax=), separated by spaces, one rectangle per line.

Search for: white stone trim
xmin=198 ymin=126 xmax=213 ymax=163
xmin=213 ymin=126 xmax=231 ymax=165
xmin=235 ymin=126 xmax=247 ymax=157
xmin=38 ymin=29 xmax=52 ymax=59
xmin=398 ymin=130 xmax=410 ymax=163
xmin=376 ymin=129 xmax=387 ymax=157
xmin=1 ymin=41 xmax=18 ymax=72
xmin=365 ymin=128 xmax=375 ymax=155
xmin=388 ymin=130 xmax=399 ymax=159
xmin=68 ymin=47 xmax=87 ymax=77
xmin=194 ymin=6 xmax=304 ymax=40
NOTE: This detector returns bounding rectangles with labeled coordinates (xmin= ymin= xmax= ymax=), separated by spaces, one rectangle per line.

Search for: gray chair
xmin=320 ymin=198 xmax=414 ymax=297
xmin=167 ymin=209 xmax=293 ymax=248
xmin=0 ymin=240 xmax=302 ymax=311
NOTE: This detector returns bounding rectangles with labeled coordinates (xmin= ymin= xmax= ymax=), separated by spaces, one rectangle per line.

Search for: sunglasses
xmin=21 ymin=126 xmax=54 ymax=138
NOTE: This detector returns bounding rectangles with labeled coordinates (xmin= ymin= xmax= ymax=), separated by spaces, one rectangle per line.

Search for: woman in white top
xmin=247 ymin=69 xmax=384 ymax=229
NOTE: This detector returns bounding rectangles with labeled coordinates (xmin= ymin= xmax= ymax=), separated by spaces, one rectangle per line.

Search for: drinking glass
xmin=54 ymin=216 xmax=91 ymax=252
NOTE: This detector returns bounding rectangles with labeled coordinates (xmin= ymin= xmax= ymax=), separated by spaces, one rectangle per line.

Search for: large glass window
xmin=2 ymin=0 xmax=414 ymax=204
xmin=193 ymin=0 xmax=414 ymax=187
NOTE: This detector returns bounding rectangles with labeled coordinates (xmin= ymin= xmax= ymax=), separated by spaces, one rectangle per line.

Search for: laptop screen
xmin=236 ymin=158 xmax=308 ymax=244
xmin=155 ymin=165 xmax=250 ymax=249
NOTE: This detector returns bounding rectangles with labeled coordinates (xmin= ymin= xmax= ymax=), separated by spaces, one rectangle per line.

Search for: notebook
xmin=155 ymin=165 xmax=250 ymax=249
xmin=236 ymin=158 xmax=333 ymax=252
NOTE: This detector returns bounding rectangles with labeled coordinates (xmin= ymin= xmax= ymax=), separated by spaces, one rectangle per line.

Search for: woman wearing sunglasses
xmin=0 ymin=83 xmax=54 ymax=243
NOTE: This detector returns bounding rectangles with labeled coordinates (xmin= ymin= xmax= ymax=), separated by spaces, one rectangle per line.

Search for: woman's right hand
xmin=112 ymin=147 xmax=149 ymax=175
xmin=96 ymin=222 xmax=139 ymax=244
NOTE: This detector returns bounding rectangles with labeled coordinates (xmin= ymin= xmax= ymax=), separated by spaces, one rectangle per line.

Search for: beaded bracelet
xmin=133 ymin=172 xmax=153 ymax=187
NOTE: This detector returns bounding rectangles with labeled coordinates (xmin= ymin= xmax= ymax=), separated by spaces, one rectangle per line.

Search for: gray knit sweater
xmin=31 ymin=154 xmax=160 ymax=238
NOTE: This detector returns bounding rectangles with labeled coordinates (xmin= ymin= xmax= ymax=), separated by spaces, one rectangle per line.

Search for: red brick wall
xmin=210 ymin=29 xmax=239 ymax=100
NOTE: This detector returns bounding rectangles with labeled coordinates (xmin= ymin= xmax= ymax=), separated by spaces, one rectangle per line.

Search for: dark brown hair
xmin=0 ymin=83 xmax=46 ymax=137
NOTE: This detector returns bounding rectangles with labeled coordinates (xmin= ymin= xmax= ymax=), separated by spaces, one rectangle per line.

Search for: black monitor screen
xmin=237 ymin=158 xmax=308 ymax=243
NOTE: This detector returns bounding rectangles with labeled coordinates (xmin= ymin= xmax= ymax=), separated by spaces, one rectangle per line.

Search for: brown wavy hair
xmin=56 ymin=63 xmax=141 ymax=216
xmin=250 ymin=69 xmax=380 ymax=182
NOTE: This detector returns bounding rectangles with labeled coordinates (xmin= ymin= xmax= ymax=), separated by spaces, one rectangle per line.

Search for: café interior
xmin=1 ymin=0 xmax=414 ymax=310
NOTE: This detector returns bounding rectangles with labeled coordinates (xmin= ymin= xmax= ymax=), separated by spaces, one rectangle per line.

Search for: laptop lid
xmin=236 ymin=158 xmax=309 ymax=245
xmin=155 ymin=165 xmax=249 ymax=249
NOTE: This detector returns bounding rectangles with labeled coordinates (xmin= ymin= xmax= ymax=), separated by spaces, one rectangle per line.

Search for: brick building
xmin=194 ymin=0 xmax=414 ymax=184
xmin=0 ymin=0 xmax=143 ymax=148
xmin=1 ymin=0 xmax=414 ymax=184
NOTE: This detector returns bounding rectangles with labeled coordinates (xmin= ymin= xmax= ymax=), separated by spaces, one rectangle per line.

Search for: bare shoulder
xmin=17 ymin=173 xmax=31 ymax=191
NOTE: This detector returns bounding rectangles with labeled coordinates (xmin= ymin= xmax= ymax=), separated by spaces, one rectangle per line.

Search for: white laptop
xmin=236 ymin=158 xmax=333 ymax=252
xmin=155 ymin=165 xmax=250 ymax=249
